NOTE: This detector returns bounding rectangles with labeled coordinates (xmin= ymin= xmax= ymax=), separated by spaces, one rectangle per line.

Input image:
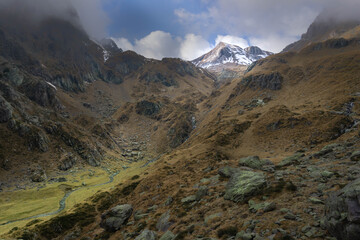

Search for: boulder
xmin=58 ymin=154 xmax=77 ymax=171
xmin=324 ymin=178 xmax=360 ymax=239
xmin=350 ymin=151 xmax=360 ymax=162
xmin=156 ymin=211 xmax=173 ymax=232
xmin=0 ymin=95 xmax=12 ymax=122
xmin=100 ymin=204 xmax=133 ymax=232
xmin=277 ymin=153 xmax=304 ymax=168
xmin=135 ymin=229 xmax=157 ymax=240
xmin=224 ymin=171 xmax=267 ymax=203
xmin=159 ymin=231 xmax=176 ymax=240
xmin=238 ymin=156 xmax=274 ymax=170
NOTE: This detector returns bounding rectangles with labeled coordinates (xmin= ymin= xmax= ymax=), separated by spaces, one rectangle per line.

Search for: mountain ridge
xmin=192 ymin=42 xmax=273 ymax=69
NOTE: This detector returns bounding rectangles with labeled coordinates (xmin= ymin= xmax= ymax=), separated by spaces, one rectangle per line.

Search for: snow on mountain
xmin=192 ymin=42 xmax=272 ymax=69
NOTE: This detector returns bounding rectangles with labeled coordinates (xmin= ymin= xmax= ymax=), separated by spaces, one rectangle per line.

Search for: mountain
xmin=283 ymin=12 xmax=360 ymax=52
xmin=192 ymin=42 xmax=273 ymax=69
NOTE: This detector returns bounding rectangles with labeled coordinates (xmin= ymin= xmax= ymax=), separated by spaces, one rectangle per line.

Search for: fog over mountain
xmin=0 ymin=0 xmax=108 ymax=39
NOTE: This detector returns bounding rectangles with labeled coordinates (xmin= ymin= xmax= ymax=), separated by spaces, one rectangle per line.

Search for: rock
xmin=235 ymin=231 xmax=254 ymax=240
xmin=135 ymin=229 xmax=157 ymax=240
xmin=195 ymin=186 xmax=208 ymax=201
xmin=242 ymin=72 xmax=283 ymax=91
xmin=324 ymin=178 xmax=360 ymax=239
xmin=284 ymin=212 xmax=297 ymax=220
xmin=30 ymin=169 xmax=46 ymax=182
xmin=238 ymin=156 xmax=274 ymax=170
xmin=224 ymin=170 xmax=267 ymax=203
xmin=135 ymin=100 xmax=161 ymax=116
xmin=100 ymin=204 xmax=133 ymax=232
xmin=218 ymin=166 xmax=239 ymax=178
xmin=134 ymin=210 xmax=148 ymax=221
xmin=58 ymin=154 xmax=77 ymax=171
xmin=156 ymin=211 xmax=173 ymax=232
xmin=248 ymin=200 xmax=266 ymax=213
xmin=181 ymin=195 xmax=197 ymax=204
xmin=309 ymin=197 xmax=324 ymax=205
xmin=277 ymin=153 xmax=304 ymax=168
xmin=350 ymin=151 xmax=360 ymax=161
xmin=321 ymin=171 xmax=334 ymax=178
xmin=0 ymin=95 xmax=12 ymax=122
xmin=159 ymin=231 xmax=176 ymax=240
xmin=263 ymin=202 xmax=277 ymax=212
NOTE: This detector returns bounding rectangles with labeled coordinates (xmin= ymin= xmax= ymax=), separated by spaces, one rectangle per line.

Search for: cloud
xmin=0 ymin=0 xmax=109 ymax=40
xmin=249 ymin=35 xmax=299 ymax=53
xmin=180 ymin=34 xmax=212 ymax=60
xmin=215 ymin=35 xmax=249 ymax=48
xmin=174 ymin=0 xmax=331 ymax=52
xmin=112 ymin=31 xmax=212 ymax=60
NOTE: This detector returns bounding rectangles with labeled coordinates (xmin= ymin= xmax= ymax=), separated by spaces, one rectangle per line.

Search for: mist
xmin=316 ymin=0 xmax=360 ymax=23
xmin=0 ymin=0 xmax=109 ymax=40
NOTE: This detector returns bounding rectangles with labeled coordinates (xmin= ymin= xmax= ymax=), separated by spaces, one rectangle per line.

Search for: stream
xmin=0 ymin=171 xmax=119 ymax=227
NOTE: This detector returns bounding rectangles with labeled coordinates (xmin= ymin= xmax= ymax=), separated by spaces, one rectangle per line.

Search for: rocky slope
xmin=0 ymin=9 xmax=215 ymax=192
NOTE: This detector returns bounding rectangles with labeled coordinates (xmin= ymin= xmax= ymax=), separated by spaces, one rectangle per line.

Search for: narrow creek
xmin=0 ymin=171 xmax=119 ymax=227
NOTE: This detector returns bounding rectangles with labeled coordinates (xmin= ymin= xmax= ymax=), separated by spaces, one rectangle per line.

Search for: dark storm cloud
xmin=0 ymin=0 xmax=108 ymax=39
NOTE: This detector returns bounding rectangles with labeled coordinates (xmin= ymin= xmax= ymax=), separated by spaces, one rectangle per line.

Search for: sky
xmin=100 ymin=0 xmax=327 ymax=59
xmin=2 ymin=0 xmax=360 ymax=60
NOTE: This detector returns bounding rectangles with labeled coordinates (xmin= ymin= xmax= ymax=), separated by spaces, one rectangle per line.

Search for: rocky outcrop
xmin=58 ymin=153 xmax=77 ymax=171
xmin=224 ymin=170 xmax=267 ymax=203
xmin=242 ymin=72 xmax=283 ymax=91
xmin=238 ymin=156 xmax=274 ymax=171
xmin=22 ymin=81 xmax=61 ymax=109
xmin=136 ymin=101 xmax=161 ymax=117
xmin=100 ymin=204 xmax=133 ymax=232
xmin=324 ymin=178 xmax=360 ymax=239
xmin=0 ymin=95 xmax=12 ymax=122
xmin=8 ymin=119 xmax=49 ymax=152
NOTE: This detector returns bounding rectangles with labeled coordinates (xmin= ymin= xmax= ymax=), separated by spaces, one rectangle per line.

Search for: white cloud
xmin=180 ymin=34 xmax=212 ymax=60
xmin=111 ymin=37 xmax=134 ymax=51
xmin=174 ymin=0 xmax=329 ymax=52
xmin=112 ymin=31 xmax=212 ymax=60
xmin=249 ymin=35 xmax=299 ymax=53
xmin=215 ymin=35 xmax=249 ymax=48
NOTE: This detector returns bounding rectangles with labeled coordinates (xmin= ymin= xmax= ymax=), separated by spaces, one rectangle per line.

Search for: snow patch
xmin=46 ymin=82 xmax=57 ymax=90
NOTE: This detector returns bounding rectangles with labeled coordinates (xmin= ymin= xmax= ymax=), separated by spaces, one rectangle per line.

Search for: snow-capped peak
xmin=192 ymin=42 xmax=272 ymax=69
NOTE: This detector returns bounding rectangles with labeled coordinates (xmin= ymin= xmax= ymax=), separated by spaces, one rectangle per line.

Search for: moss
xmin=217 ymin=226 xmax=238 ymax=238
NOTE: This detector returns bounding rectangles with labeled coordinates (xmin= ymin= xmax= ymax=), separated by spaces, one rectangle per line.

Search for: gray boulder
xmin=238 ymin=156 xmax=274 ymax=170
xmin=159 ymin=231 xmax=176 ymax=240
xmin=135 ymin=229 xmax=157 ymax=240
xmin=100 ymin=204 xmax=133 ymax=232
xmin=324 ymin=178 xmax=360 ymax=239
xmin=224 ymin=170 xmax=267 ymax=203
xmin=156 ymin=211 xmax=173 ymax=232
xmin=0 ymin=95 xmax=12 ymax=122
